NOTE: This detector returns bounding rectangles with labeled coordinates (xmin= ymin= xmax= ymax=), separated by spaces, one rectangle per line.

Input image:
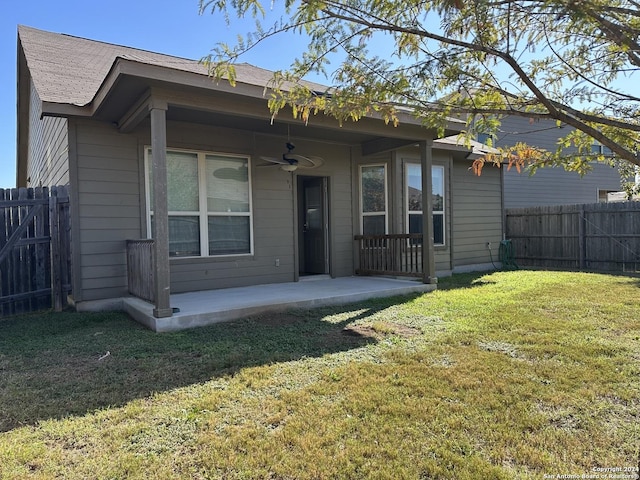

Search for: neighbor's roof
xmin=433 ymin=135 xmax=499 ymax=159
xmin=18 ymin=25 xmax=300 ymax=107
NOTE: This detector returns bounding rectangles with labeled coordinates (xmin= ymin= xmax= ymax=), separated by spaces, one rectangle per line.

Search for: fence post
xmin=578 ymin=206 xmax=586 ymax=270
xmin=50 ymin=187 xmax=63 ymax=311
xmin=34 ymin=188 xmax=47 ymax=311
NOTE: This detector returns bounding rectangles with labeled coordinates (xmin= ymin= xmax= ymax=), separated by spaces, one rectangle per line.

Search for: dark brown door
xmin=301 ymin=177 xmax=328 ymax=274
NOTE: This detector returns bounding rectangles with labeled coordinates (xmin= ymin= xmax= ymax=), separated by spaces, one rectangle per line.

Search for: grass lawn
xmin=0 ymin=270 xmax=639 ymax=479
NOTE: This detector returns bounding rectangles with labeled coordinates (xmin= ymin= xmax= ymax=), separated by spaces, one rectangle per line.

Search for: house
xmin=493 ymin=116 xmax=623 ymax=208
xmin=17 ymin=25 xmax=504 ymax=324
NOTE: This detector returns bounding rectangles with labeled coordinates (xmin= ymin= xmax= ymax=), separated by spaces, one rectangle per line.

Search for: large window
xmin=146 ymin=149 xmax=252 ymax=257
xmin=360 ymin=164 xmax=387 ymax=235
xmin=406 ymin=163 xmax=445 ymax=245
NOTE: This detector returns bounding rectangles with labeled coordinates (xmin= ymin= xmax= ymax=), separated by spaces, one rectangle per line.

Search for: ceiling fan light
xmin=280 ymin=164 xmax=298 ymax=172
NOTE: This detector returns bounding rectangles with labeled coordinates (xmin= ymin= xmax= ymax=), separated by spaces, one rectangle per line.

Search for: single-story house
xmin=17 ymin=25 xmax=504 ymax=321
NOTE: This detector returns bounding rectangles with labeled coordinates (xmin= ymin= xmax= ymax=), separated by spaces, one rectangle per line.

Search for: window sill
xmin=169 ymin=254 xmax=255 ymax=265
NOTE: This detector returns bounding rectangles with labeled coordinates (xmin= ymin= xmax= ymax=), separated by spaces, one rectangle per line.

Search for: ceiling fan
xmin=260 ymin=142 xmax=324 ymax=172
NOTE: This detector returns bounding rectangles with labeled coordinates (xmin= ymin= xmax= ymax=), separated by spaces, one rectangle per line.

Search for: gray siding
xmin=72 ymin=116 xmax=506 ymax=302
xmin=73 ymin=119 xmax=354 ymax=301
xmin=451 ymin=160 xmax=503 ymax=267
xmin=496 ymin=116 xmax=622 ymax=208
xmin=495 ymin=116 xmax=571 ymax=151
xmin=329 ymin=145 xmax=355 ymax=278
xmin=503 ymin=163 xmax=621 ymax=208
xmin=75 ymin=121 xmax=141 ymax=301
xmin=27 ymin=79 xmax=69 ymax=187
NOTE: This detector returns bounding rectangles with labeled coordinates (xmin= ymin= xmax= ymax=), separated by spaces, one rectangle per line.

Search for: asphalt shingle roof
xmin=18 ymin=25 xmax=283 ymax=107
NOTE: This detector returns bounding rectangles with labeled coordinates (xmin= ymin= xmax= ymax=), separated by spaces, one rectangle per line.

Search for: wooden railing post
xmin=354 ymin=234 xmax=423 ymax=277
xmin=127 ymin=239 xmax=156 ymax=303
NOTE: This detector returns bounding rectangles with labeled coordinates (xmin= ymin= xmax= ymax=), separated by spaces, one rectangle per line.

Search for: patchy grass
xmin=0 ymin=270 xmax=639 ymax=479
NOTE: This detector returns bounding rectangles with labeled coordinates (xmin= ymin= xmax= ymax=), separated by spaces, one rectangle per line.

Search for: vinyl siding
xmin=503 ymin=163 xmax=621 ymax=208
xmin=496 ymin=116 xmax=622 ymax=208
xmin=73 ymin=118 xmax=354 ymax=301
xmin=75 ymin=120 xmax=141 ymax=301
xmin=451 ymin=160 xmax=503 ymax=267
xmin=329 ymin=148 xmax=354 ymax=278
xmin=27 ymin=79 xmax=69 ymax=187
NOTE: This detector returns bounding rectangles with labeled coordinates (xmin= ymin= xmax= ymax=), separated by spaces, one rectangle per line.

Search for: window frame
xmin=144 ymin=147 xmax=254 ymax=258
xmin=404 ymin=162 xmax=446 ymax=246
xmin=359 ymin=163 xmax=388 ymax=235
xmin=591 ymin=141 xmax=613 ymax=156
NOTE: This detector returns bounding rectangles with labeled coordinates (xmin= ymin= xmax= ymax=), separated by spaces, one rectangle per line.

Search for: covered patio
xmin=123 ymin=276 xmax=436 ymax=332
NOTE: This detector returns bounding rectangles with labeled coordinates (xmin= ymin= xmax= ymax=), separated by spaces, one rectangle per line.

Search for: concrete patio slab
xmin=123 ymin=276 xmax=436 ymax=332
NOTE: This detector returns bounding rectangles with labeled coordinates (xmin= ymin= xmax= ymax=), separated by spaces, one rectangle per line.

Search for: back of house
xmin=17 ymin=25 xmax=505 ymax=314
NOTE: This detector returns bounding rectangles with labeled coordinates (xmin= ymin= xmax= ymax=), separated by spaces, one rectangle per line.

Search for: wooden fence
xmin=505 ymin=202 xmax=640 ymax=272
xmin=0 ymin=186 xmax=72 ymax=316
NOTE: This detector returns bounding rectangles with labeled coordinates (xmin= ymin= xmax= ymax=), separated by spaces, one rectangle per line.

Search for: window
xmin=146 ymin=148 xmax=252 ymax=257
xmin=406 ymin=163 xmax=445 ymax=245
xmin=591 ymin=142 xmax=613 ymax=156
xmin=360 ymin=164 xmax=387 ymax=235
xmin=598 ymin=189 xmax=618 ymax=203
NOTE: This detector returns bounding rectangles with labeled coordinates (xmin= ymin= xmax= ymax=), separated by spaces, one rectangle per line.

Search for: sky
xmin=0 ymin=0 xmax=310 ymax=188
xmin=2 ymin=2 xmax=636 ymax=188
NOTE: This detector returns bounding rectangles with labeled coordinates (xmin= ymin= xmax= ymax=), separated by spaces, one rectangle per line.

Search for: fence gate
xmin=0 ymin=186 xmax=71 ymax=316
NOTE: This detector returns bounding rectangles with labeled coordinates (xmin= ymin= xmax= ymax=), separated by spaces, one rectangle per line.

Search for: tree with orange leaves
xmin=201 ymin=0 xmax=640 ymax=194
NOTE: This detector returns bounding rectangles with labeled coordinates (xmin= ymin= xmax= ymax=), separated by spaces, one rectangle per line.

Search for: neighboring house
xmin=493 ymin=116 xmax=623 ymax=208
xmin=17 ymin=25 xmax=504 ymax=317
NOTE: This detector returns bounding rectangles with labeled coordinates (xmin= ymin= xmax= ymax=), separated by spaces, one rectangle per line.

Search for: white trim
xmin=144 ymin=146 xmax=254 ymax=258
xmin=359 ymin=163 xmax=388 ymax=235
xmin=198 ymin=152 xmax=208 ymax=255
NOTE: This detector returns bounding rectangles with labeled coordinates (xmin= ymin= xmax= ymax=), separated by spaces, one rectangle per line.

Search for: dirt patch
xmin=341 ymin=325 xmax=378 ymax=338
xmin=387 ymin=323 xmax=422 ymax=337
xmin=343 ymin=322 xmax=421 ymax=338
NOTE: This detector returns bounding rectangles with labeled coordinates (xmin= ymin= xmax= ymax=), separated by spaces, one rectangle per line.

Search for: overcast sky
xmin=1 ymin=0 xmax=310 ymax=187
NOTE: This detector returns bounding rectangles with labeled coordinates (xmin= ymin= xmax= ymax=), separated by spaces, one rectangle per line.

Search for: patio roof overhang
xmin=36 ymin=57 xmax=466 ymax=156
xmin=25 ymin=56 xmax=456 ymax=318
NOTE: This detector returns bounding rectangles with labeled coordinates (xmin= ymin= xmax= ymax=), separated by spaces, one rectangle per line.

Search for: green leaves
xmin=201 ymin=0 xmax=640 ymax=171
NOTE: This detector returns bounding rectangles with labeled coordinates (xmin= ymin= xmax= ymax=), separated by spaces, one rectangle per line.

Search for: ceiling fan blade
xmin=306 ymin=156 xmax=324 ymax=168
xmin=259 ymin=156 xmax=291 ymax=165
xmin=291 ymin=155 xmax=325 ymax=168
xmin=285 ymin=154 xmax=308 ymax=164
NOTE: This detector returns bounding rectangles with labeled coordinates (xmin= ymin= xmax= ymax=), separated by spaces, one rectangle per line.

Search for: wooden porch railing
xmin=126 ymin=239 xmax=155 ymax=303
xmin=354 ymin=234 xmax=423 ymax=277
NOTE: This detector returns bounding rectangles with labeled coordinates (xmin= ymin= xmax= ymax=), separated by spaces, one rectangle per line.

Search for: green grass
xmin=0 ymin=270 xmax=639 ymax=479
